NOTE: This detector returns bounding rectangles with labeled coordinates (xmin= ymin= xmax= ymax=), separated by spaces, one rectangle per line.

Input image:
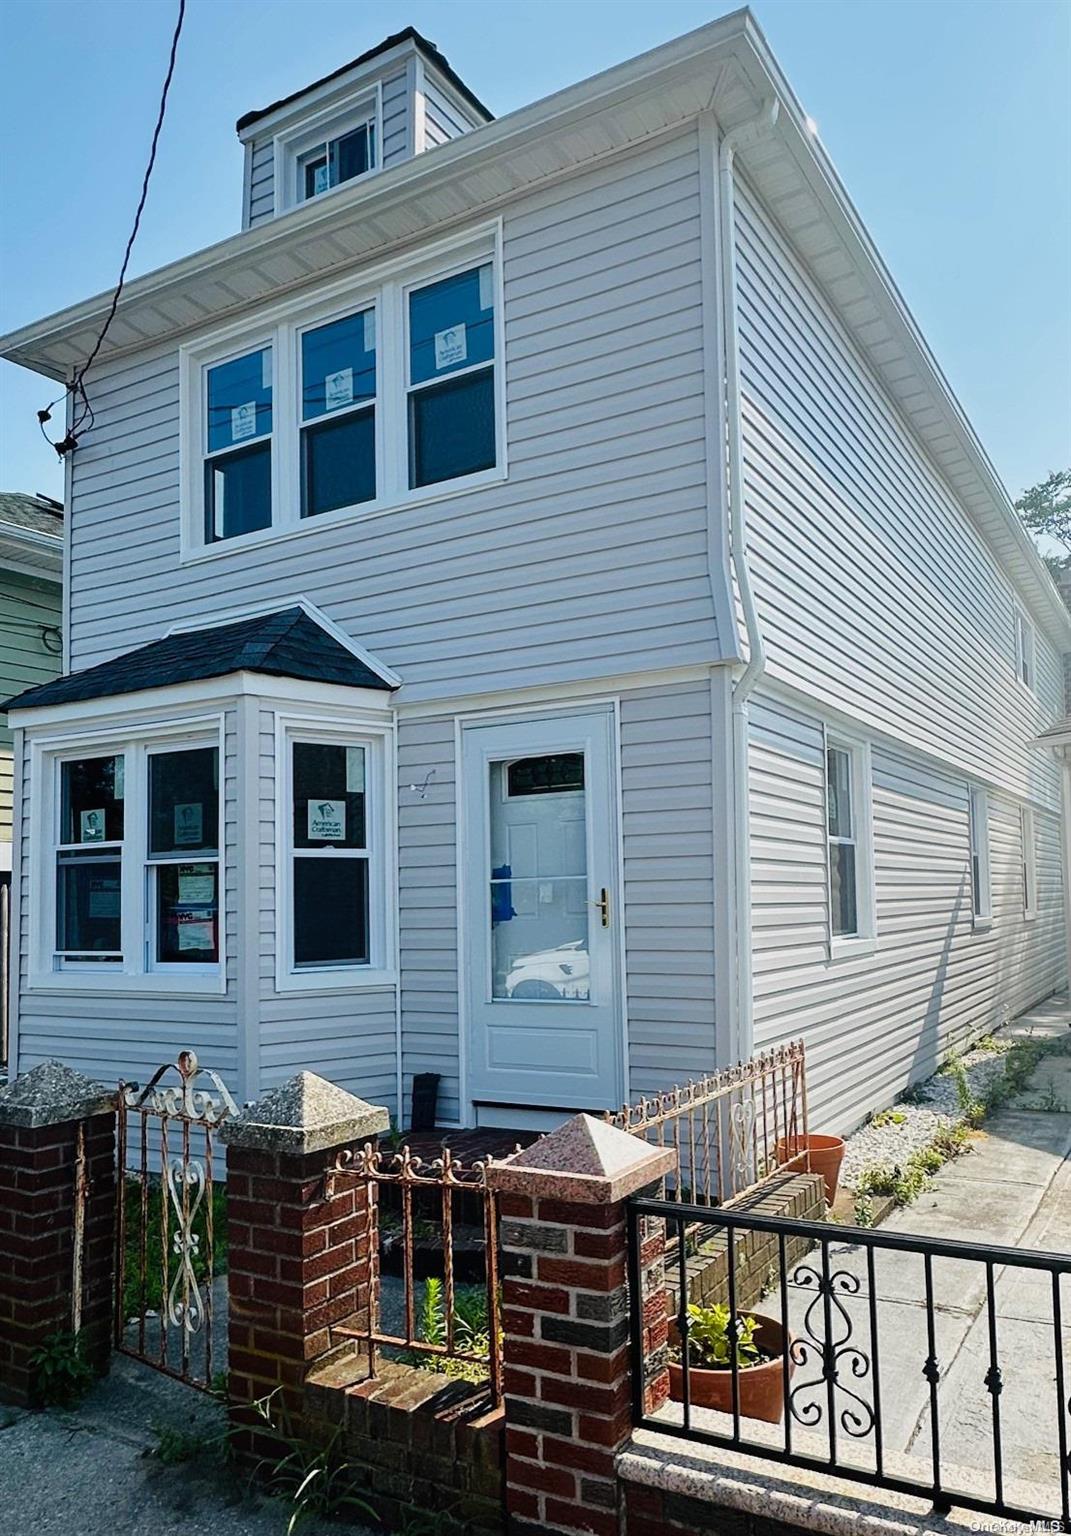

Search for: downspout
xmin=718 ymin=99 xmax=779 ymax=1063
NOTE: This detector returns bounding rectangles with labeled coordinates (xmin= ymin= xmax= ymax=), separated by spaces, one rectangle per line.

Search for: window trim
xmin=202 ymin=336 xmax=276 ymax=544
xmin=272 ymin=85 xmax=383 ymax=215
xmin=29 ymin=715 xmax=226 ymax=994
xmin=1021 ymin=804 xmax=1038 ymax=921
xmin=968 ymin=786 xmax=992 ymax=930
xmin=1014 ymin=608 xmax=1036 ymax=694
xmin=274 ymin=712 xmax=396 ymax=993
xmin=179 ymin=223 xmax=506 ymax=564
xmin=824 ymin=733 xmax=876 ymax=960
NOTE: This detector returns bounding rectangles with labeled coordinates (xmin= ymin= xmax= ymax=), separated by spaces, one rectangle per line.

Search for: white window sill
xmin=829 ymin=935 xmax=878 ymax=962
xmin=1023 ymin=910 xmax=1038 ymax=923
xmin=180 ymin=467 xmax=507 ymax=567
xmin=972 ymin=917 xmax=994 ymax=934
xmin=29 ymin=970 xmax=226 ymax=997
xmin=274 ymin=967 xmax=397 ymax=995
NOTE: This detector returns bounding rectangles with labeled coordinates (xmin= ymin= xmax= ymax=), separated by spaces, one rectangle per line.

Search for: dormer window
xmin=275 ymin=94 xmax=380 ymax=213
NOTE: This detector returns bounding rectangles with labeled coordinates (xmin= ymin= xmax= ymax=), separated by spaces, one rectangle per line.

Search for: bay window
xmin=182 ymin=231 xmax=503 ymax=558
xmin=40 ymin=726 xmax=223 ymax=985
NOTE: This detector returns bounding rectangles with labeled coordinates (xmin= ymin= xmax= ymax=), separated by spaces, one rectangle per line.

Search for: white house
xmin=1 ymin=16 xmax=1066 ymax=1135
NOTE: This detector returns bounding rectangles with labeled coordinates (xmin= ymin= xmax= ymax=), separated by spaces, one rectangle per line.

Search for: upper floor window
xmin=825 ymin=736 xmax=875 ymax=952
xmin=1014 ymin=610 xmax=1035 ymax=692
xmin=181 ymin=233 xmax=504 ymax=559
xmin=274 ymin=97 xmax=380 ymax=214
xmin=299 ymin=120 xmax=375 ymax=202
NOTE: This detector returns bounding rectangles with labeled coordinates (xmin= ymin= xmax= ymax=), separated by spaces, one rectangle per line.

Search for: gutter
xmin=718 ymin=98 xmax=780 ymax=1064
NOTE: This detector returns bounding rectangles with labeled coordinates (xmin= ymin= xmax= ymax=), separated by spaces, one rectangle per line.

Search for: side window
xmin=56 ymin=755 xmax=124 ymax=963
xmin=290 ymin=740 xmax=371 ymax=969
xmin=300 ymin=308 xmax=377 ymax=518
xmin=826 ymin=738 xmax=875 ymax=949
xmin=968 ymin=786 xmax=991 ymax=926
xmin=1021 ymin=805 xmax=1037 ymax=918
xmin=204 ymin=346 xmax=273 ymax=542
xmin=1015 ymin=610 xmax=1035 ymax=692
xmin=407 ymin=264 xmax=496 ymax=489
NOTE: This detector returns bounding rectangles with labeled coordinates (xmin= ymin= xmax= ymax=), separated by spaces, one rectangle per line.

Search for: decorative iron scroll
xmin=121 ymin=1049 xmax=237 ymax=1125
xmin=788 ymin=1263 xmax=875 ymax=1439
xmin=165 ymin=1155 xmax=207 ymax=1334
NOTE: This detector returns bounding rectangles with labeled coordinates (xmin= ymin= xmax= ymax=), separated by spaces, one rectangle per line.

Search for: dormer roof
xmin=235 ymin=25 xmax=493 ymax=137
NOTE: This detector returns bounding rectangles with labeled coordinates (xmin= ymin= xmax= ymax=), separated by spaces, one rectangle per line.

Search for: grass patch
xmin=120 ymin=1177 xmax=228 ymax=1324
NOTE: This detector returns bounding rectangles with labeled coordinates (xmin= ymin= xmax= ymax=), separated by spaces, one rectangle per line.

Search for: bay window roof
xmin=3 ymin=607 xmax=394 ymax=713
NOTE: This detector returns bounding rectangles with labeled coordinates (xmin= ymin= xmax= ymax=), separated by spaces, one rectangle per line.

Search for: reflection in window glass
xmin=408 ymin=265 xmax=496 ymax=490
xmin=61 ymin=756 xmax=124 ymax=845
xmin=300 ymin=310 xmax=377 ymax=517
xmin=299 ymin=121 xmax=375 ymax=202
xmin=149 ymin=747 xmax=219 ymax=855
xmin=826 ymin=746 xmax=858 ymax=937
xmin=206 ymin=349 xmax=272 ymax=452
xmin=156 ymin=861 xmax=219 ymax=964
xmin=205 ymin=347 xmax=273 ymax=542
xmin=291 ymin=741 xmax=371 ymax=970
xmin=487 ymin=757 xmax=588 ymax=1002
xmin=294 ymin=858 xmax=369 ymax=966
xmin=57 ymin=850 xmax=122 ymax=957
xmin=301 ymin=311 xmax=376 ymax=421
xmin=409 ymin=266 xmax=494 ymax=386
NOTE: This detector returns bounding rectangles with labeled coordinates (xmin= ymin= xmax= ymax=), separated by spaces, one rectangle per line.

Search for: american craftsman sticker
xmin=325 ymin=368 xmax=353 ymax=412
xmin=308 ymin=799 xmax=346 ymax=841
xmin=434 ymin=323 xmax=467 ymax=371
xmin=174 ymin=803 xmax=204 ymax=847
xmin=80 ymin=808 xmax=105 ymax=843
xmin=231 ymin=401 xmax=257 ymax=442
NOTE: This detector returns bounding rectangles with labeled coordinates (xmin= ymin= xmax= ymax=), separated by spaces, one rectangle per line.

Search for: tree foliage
xmin=1015 ymin=469 xmax=1071 ymax=573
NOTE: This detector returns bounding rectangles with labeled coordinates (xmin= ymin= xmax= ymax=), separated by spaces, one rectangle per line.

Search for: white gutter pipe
xmin=718 ymin=98 xmax=780 ymax=1064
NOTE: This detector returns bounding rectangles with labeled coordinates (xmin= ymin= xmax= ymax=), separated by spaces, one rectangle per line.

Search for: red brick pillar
xmin=487 ymin=1115 xmax=675 ymax=1536
xmin=0 ymin=1062 xmax=117 ymax=1406
xmin=218 ymin=1072 xmax=389 ymax=1444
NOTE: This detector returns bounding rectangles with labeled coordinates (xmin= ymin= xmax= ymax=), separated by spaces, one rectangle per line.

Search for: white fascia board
xmin=0 ymin=522 xmax=63 ymax=574
xmin=236 ymin=37 xmax=418 ymax=143
xmin=11 ymin=671 xmax=394 ymax=732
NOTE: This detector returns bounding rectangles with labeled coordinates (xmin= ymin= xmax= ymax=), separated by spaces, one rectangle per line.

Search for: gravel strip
xmin=839 ymin=1040 xmax=1012 ymax=1191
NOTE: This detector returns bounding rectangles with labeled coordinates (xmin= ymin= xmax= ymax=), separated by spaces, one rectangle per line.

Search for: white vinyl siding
xmin=750 ymin=695 xmax=1065 ymax=1136
xmin=67 ymin=131 xmax=717 ymax=703
xmin=421 ymin=71 xmax=484 ymax=149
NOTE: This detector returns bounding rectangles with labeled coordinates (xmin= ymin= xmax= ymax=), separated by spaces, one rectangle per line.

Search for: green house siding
xmin=0 ymin=568 xmax=62 ymax=844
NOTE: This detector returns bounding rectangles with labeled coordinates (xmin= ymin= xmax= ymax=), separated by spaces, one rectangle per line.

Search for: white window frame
xmin=144 ymin=736 xmax=223 ymax=976
xmin=202 ymin=334 xmax=276 ymax=546
xmin=274 ymin=712 xmax=396 ymax=992
xmin=968 ymin=786 xmax=992 ymax=930
xmin=1021 ymin=804 xmax=1038 ymax=921
xmin=179 ymin=222 xmax=506 ymax=564
xmin=29 ymin=715 xmax=226 ymax=994
xmin=825 ymin=733 xmax=876 ymax=959
xmin=1014 ymin=608 xmax=1036 ymax=693
xmin=272 ymin=85 xmax=383 ymax=215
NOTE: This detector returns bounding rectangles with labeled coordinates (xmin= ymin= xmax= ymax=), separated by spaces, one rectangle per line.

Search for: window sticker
xmin=115 ymin=759 xmax=125 ymax=799
xmin=308 ymin=799 xmax=346 ymax=841
xmin=346 ymin=748 xmax=366 ymax=793
xmin=231 ymin=401 xmax=257 ymax=442
xmin=178 ymin=871 xmax=215 ymax=904
xmin=363 ymin=310 xmax=376 ymax=352
xmin=174 ymin=803 xmax=204 ymax=847
xmin=177 ymin=917 xmax=216 ymax=952
xmin=262 ymin=350 xmax=272 ymax=391
xmin=313 ymin=162 xmax=330 ymax=196
xmin=325 ymin=368 xmax=354 ymax=412
xmin=80 ymin=809 xmax=106 ymax=844
xmin=88 ymin=877 xmax=120 ymax=919
xmin=434 ymin=323 xmax=467 ymax=372
xmin=478 ymin=264 xmax=493 ymax=312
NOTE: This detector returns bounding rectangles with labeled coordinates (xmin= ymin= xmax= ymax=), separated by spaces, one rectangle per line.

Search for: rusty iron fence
xmin=325 ymin=1143 xmax=503 ymax=1405
xmin=605 ymin=1040 xmax=809 ymax=1209
xmin=115 ymin=1051 xmax=235 ymax=1391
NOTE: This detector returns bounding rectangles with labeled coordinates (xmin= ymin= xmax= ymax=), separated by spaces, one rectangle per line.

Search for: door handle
xmin=588 ymin=888 xmax=610 ymax=928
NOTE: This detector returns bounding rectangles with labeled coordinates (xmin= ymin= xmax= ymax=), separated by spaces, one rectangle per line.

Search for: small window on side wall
xmin=1021 ymin=805 xmax=1038 ymax=919
xmin=968 ymin=786 xmax=991 ymax=926
xmin=408 ymin=264 xmax=496 ymax=489
xmin=1014 ymin=610 xmax=1035 ymax=692
xmin=825 ymin=737 xmax=874 ymax=950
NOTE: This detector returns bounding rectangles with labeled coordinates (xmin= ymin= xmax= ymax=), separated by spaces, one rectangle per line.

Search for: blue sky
xmin=1 ymin=0 xmax=1068 ymax=505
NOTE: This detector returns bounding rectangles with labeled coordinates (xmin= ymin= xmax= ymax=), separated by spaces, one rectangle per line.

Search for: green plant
xmin=870 ymin=1109 xmax=907 ymax=1128
xmin=28 ymin=1331 xmax=94 ymax=1407
xmin=942 ymin=1055 xmax=984 ymax=1126
xmin=853 ymin=1193 xmax=874 ymax=1228
xmin=248 ymin=1391 xmax=377 ymax=1535
xmin=683 ymin=1303 xmax=762 ymax=1370
xmin=151 ymin=1418 xmax=228 ymax=1466
xmin=404 ymin=1279 xmax=492 ymax=1384
xmin=120 ymin=1176 xmax=228 ymax=1323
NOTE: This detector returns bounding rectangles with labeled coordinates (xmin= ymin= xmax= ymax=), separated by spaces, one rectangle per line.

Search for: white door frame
xmin=455 ymin=698 xmax=627 ymax=1126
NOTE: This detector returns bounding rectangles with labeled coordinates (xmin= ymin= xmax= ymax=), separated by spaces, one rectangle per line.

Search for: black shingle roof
xmin=3 ymin=608 xmax=393 ymax=712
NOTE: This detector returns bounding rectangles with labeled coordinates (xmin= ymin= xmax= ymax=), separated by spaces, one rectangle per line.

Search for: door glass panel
xmin=488 ymin=756 xmax=589 ymax=1002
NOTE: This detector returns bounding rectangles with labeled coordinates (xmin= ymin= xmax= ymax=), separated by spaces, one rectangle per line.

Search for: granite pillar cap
xmin=218 ymin=1071 xmax=390 ymax=1155
xmin=0 ymin=1060 xmax=117 ymax=1130
xmin=485 ymin=1112 xmax=676 ymax=1203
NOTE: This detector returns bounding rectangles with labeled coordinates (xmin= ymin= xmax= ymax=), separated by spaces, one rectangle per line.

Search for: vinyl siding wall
xmin=749 ymin=695 xmax=1065 ymax=1136
xmin=735 ymin=177 xmax=1063 ymax=808
xmin=0 ymin=570 xmax=61 ymax=844
xmin=68 ymin=129 xmax=718 ymax=701
xmin=421 ymin=70 xmax=483 ymax=148
xmin=14 ymin=703 xmax=241 ymax=1090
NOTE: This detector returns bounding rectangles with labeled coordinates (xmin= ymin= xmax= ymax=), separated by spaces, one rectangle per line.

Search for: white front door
xmin=462 ymin=710 xmax=622 ymax=1118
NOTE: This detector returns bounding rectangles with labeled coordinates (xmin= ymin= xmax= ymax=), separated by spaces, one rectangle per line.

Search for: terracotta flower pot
xmin=668 ymin=1313 xmax=794 ymax=1424
xmin=774 ymin=1132 xmax=846 ymax=1204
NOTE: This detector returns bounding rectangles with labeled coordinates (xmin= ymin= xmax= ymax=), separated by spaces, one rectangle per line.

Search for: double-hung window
xmin=1014 ymin=610 xmax=1035 ymax=692
xmin=968 ymin=786 xmax=992 ymax=927
xmin=1021 ymin=805 xmax=1037 ymax=919
xmin=42 ymin=728 xmax=223 ymax=986
xmin=825 ymin=737 xmax=875 ymax=952
xmin=183 ymin=233 xmax=503 ymax=558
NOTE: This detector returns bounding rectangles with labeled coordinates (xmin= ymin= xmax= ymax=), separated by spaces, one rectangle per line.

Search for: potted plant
xmin=668 ymin=1302 xmax=794 ymax=1424
xmin=774 ymin=1131 xmax=846 ymax=1203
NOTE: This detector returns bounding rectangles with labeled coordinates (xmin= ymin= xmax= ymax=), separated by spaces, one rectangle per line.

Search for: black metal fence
xmin=627 ymin=1196 xmax=1071 ymax=1531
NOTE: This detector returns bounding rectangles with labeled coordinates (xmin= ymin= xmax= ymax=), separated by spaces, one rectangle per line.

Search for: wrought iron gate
xmin=114 ymin=1051 xmax=236 ymax=1390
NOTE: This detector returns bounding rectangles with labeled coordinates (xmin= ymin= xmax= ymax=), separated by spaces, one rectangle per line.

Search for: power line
xmin=39 ymin=0 xmax=187 ymax=457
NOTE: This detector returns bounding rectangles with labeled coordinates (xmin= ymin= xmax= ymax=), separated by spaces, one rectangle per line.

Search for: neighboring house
xmin=0 ymin=17 xmax=1066 ymax=1134
xmin=0 ymin=492 xmax=63 ymax=1062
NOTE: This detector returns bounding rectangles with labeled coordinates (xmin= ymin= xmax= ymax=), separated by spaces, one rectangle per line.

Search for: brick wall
xmin=671 ymin=1173 xmax=826 ymax=1313
xmin=0 ymin=1110 xmax=114 ymax=1405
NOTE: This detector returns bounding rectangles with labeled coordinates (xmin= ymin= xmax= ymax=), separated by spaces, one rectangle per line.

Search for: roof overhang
xmin=2 ymin=8 xmax=1066 ymax=645
xmin=0 ymin=520 xmax=62 ymax=577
